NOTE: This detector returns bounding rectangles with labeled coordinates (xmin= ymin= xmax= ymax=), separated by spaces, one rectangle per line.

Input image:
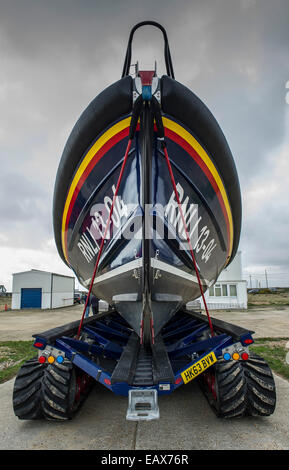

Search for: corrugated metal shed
xmin=12 ymin=270 xmax=75 ymax=310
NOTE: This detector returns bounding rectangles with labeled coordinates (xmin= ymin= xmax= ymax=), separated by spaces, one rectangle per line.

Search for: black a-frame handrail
xmin=121 ymin=21 xmax=175 ymax=79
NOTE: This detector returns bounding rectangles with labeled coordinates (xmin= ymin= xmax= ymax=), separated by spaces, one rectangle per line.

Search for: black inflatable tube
xmin=53 ymin=74 xmax=241 ymax=268
xmin=160 ymin=75 xmax=242 ymax=265
xmin=53 ymin=76 xmax=133 ymax=265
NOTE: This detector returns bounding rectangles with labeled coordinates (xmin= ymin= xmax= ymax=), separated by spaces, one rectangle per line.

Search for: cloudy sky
xmin=0 ymin=0 xmax=289 ymax=290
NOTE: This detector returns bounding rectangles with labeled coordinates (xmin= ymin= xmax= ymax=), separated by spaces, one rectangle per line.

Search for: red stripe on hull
xmin=65 ymin=127 xmax=130 ymax=255
xmin=165 ymin=127 xmax=230 ymax=252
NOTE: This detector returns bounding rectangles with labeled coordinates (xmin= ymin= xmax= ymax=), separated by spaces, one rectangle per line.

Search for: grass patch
xmin=254 ymin=337 xmax=289 ymax=342
xmin=250 ymin=337 xmax=289 ymax=381
xmin=0 ymin=296 xmax=11 ymax=311
xmin=248 ymin=303 xmax=289 ymax=308
xmin=0 ymin=341 xmax=36 ymax=384
xmin=247 ymin=291 xmax=289 ymax=307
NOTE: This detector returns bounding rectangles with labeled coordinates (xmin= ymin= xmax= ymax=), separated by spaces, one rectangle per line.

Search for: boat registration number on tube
xmin=181 ymin=352 xmax=217 ymax=384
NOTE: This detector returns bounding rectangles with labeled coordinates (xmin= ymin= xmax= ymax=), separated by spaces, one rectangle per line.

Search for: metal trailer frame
xmin=32 ymin=308 xmax=254 ymax=420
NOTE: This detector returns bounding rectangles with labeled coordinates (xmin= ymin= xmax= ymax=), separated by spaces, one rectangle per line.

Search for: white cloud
xmin=240 ymin=107 xmax=289 ymax=279
xmin=0 ymin=243 xmax=74 ymax=292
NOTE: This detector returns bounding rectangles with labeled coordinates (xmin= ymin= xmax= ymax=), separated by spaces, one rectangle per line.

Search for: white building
xmin=12 ymin=269 xmax=75 ymax=310
xmin=188 ymin=251 xmax=248 ymax=310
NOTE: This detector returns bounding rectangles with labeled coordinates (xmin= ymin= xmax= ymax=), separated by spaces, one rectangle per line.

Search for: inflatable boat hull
xmin=53 ymin=75 xmax=241 ymax=337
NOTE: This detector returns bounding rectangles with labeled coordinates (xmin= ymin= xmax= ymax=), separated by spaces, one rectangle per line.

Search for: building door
xmin=20 ymin=288 xmax=42 ymax=309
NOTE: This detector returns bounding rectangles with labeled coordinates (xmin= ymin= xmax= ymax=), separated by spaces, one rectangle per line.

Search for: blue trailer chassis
xmin=32 ymin=309 xmax=254 ymax=399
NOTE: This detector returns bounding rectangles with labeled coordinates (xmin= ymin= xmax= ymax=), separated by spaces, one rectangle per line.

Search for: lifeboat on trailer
xmin=53 ymin=21 xmax=241 ymax=344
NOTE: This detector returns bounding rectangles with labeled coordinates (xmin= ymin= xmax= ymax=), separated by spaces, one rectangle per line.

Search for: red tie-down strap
xmin=76 ymin=138 xmax=133 ymax=339
xmin=76 ymin=97 xmax=145 ymax=340
xmin=150 ymin=96 xmax=215 ymax=336
xmin=161 ymin=144 xmax=215 ymax=337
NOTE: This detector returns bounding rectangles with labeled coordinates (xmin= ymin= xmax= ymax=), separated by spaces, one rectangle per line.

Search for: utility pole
xmin=265 ymin=269 xmax=268 ymax=288
xmin=249 ymin=275 xmax=252 ymax=289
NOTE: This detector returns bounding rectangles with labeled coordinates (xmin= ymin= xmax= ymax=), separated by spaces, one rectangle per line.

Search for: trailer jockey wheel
xmin=41 ymin=360 xmax=93 ymax=421
xmin=200 ymin=359 xmax=247 ymax=419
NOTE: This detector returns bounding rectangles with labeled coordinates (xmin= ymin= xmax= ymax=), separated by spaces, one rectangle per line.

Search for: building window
xmin=208 ymin=283 xmax=236 ymax=297
xmin=229 ymin=284 xmax=237 ymax=297
xmin=215 ymin=284 xmax=221 ymax=297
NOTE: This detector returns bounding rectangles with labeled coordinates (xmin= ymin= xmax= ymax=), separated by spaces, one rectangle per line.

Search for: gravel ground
xmin=1 ymin=304 xmax=289 ymax=341
xmin=210 ymin=306 xmax=289 ymax=339
xmin=0 ymin=304 xmax=84 ymax=341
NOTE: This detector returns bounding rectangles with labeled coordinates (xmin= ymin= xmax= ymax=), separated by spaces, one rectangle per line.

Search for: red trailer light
xmin=244 ymin=339 xmax=253 ymax=345
xmin=241 ymin=352 xmax=249 ymax=361
xmin=104 ymin=378 xmax=111 ymax=386
xmin=175 ymin=377 xmax=182 ymax=385
xmin=38 ymin=356 xmax=46 ymax=364
xmin=34 ymin=342 xmax=44 ymax=348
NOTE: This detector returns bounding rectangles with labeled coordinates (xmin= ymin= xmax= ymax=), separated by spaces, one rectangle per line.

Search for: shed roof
xmin=12 ymin=269 xmax=74 ymax=279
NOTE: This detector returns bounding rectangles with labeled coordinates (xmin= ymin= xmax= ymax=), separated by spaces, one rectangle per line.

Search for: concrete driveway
xmin=0 ymin=304 xmax=83 ymax=341
xmin=0 ymin=374 xmax=288 ymax=450
xmin=0 ymin=305 xmax=289 ymax=450
xmin=211 ymin=306 xmax=289 ymax=339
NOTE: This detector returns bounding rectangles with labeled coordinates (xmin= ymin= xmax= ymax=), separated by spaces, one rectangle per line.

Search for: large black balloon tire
xmin=13 ymin=357 xmax=92 ymax=421
xmin=242 ymin=353 xmax=276 ymax=417
xmin=200 ymin=359 xmax=247 ymax=419
xmin=42 ymin=359 xmax=82 ymax=421
xmin=13 ymin=356 xmax=48 ymax=419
